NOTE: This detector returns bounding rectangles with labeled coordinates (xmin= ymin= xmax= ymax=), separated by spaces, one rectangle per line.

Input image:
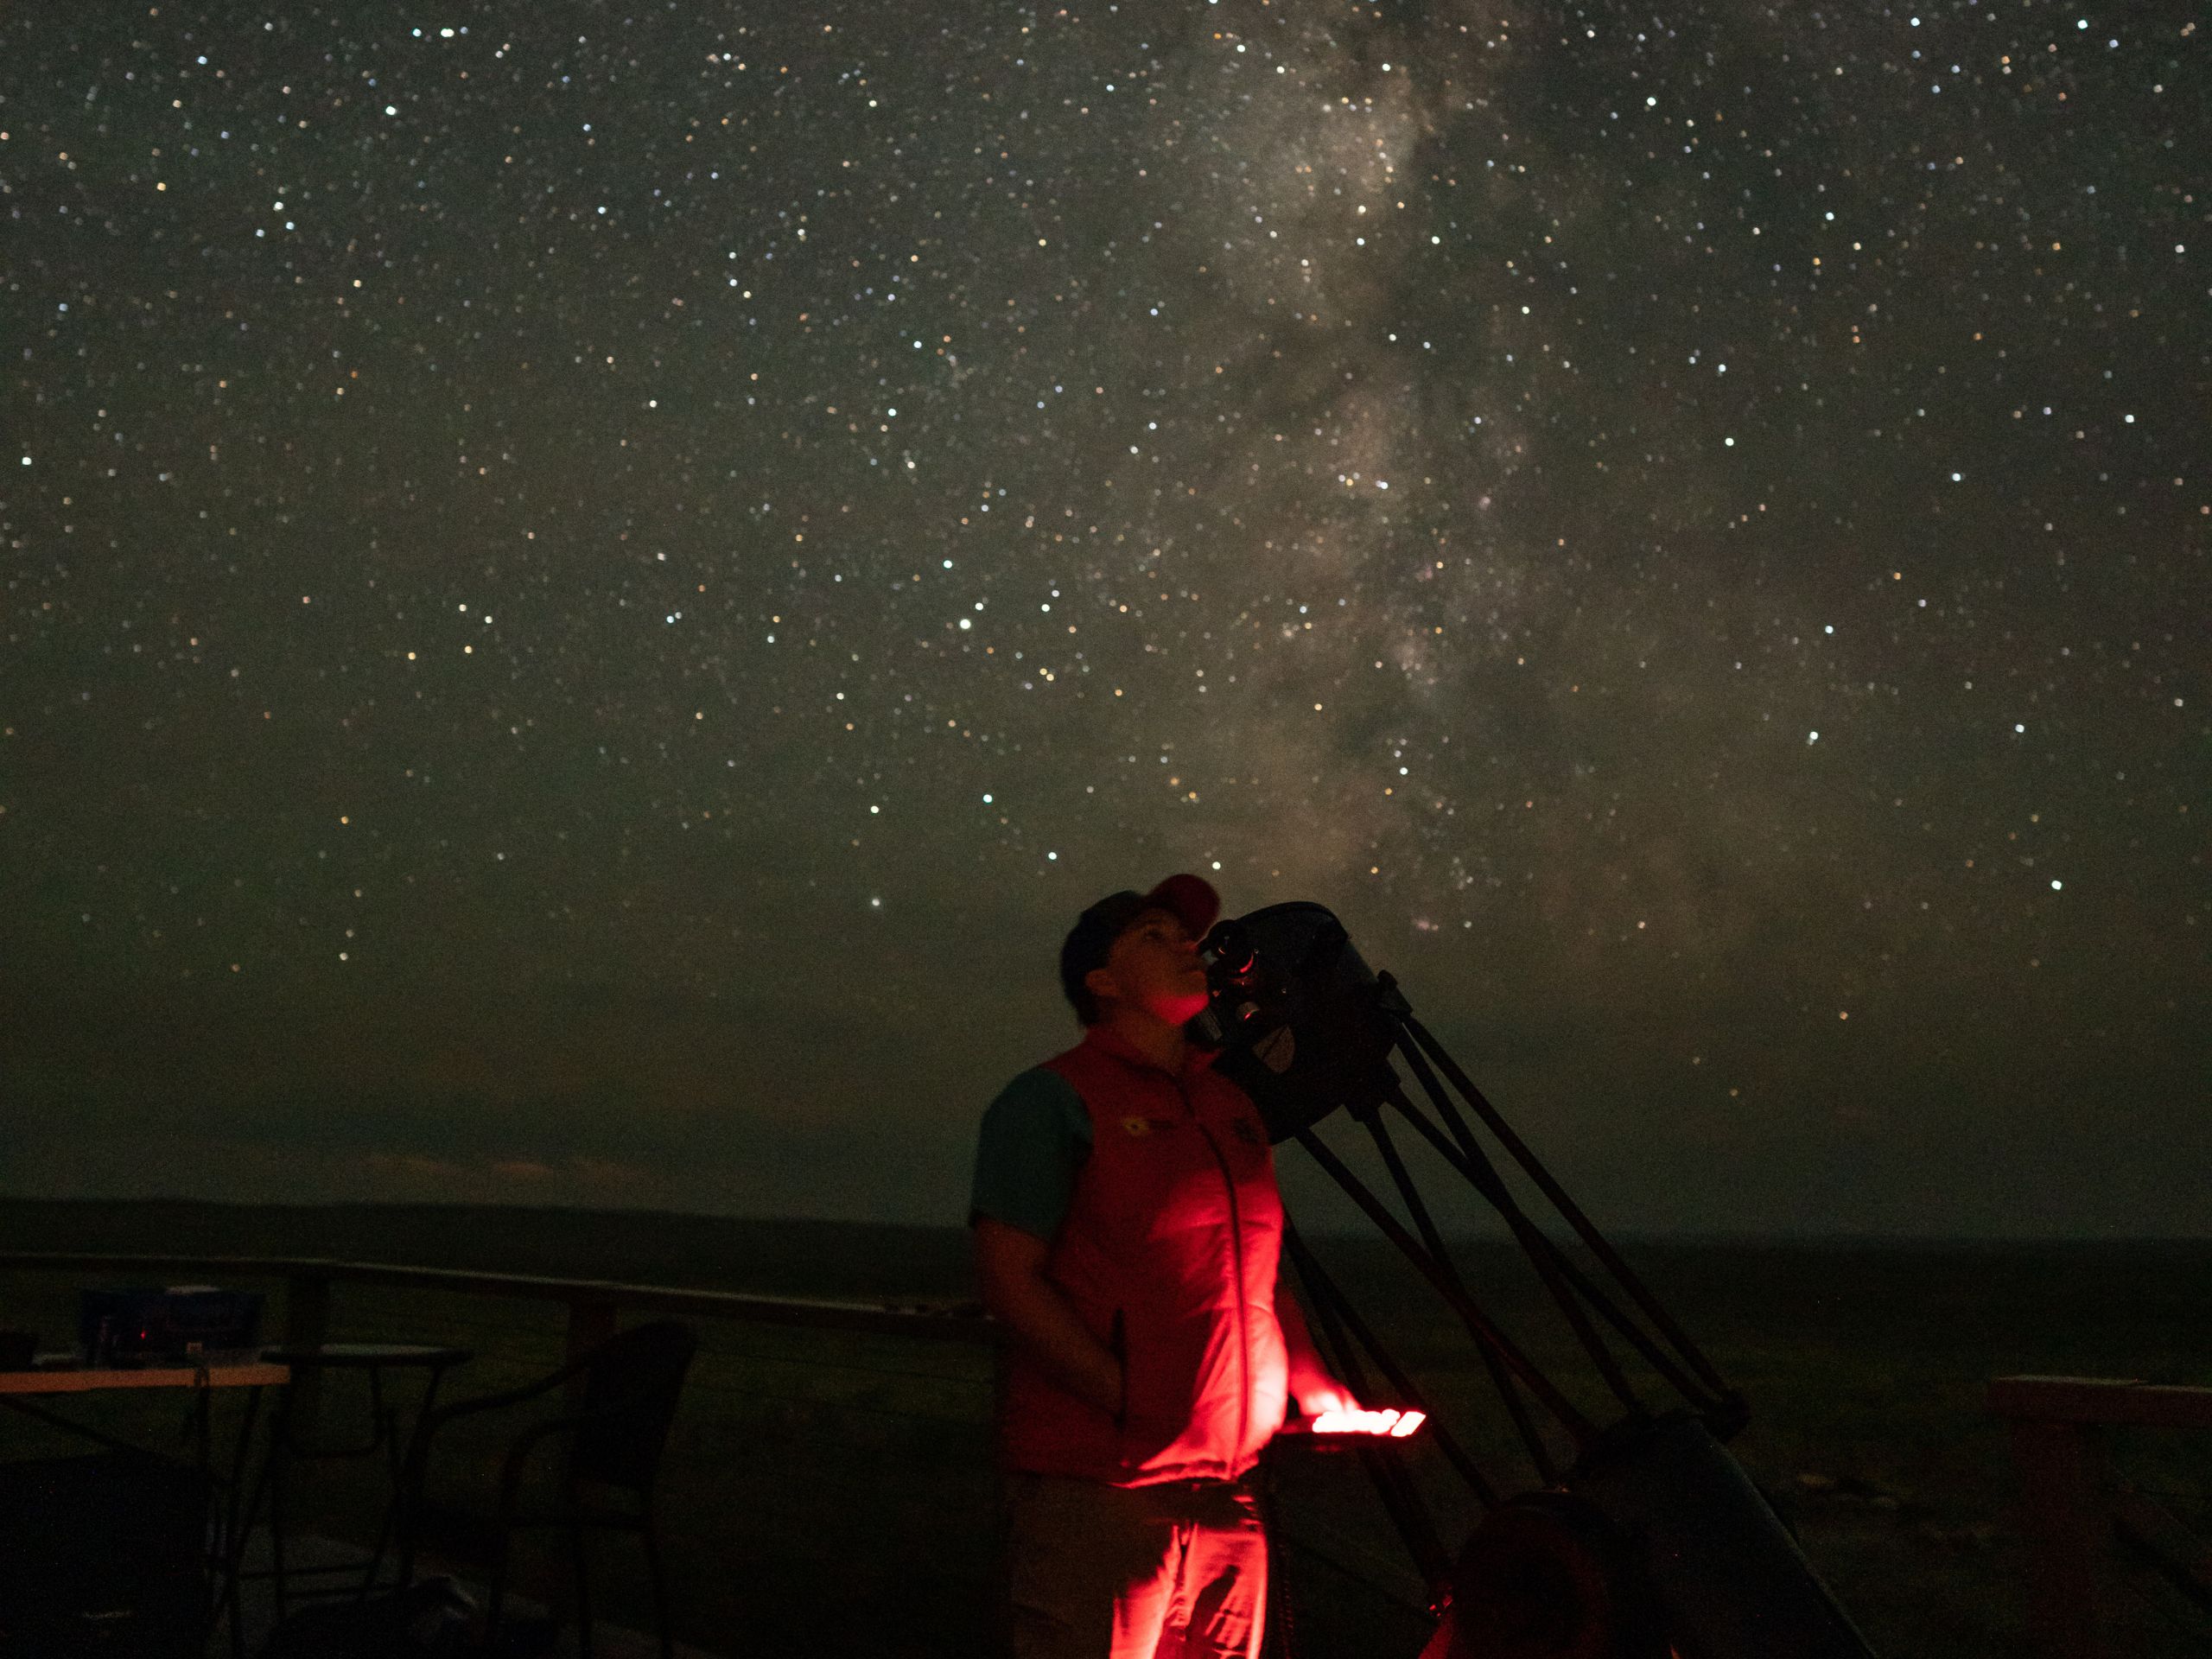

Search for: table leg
xmin=200 ymin=1382 xmax=267 ymax=1659
xmin=365 ymin=1359 xmax=454 ymax=1598
xmin=220 ymin=1383 xmax=267 ymax=1658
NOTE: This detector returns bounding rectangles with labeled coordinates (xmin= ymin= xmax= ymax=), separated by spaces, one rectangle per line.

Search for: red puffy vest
xmin=998 ymin=1025 xmax=1292 ymax=1486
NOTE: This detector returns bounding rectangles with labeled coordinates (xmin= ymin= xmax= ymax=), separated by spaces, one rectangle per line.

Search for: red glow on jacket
xmin=999 ymin=1026 xmax=1293 ymax=1487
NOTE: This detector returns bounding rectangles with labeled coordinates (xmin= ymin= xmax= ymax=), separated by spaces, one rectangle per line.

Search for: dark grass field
xmin=1 ymin=1201 xmax=2207 ymax=1656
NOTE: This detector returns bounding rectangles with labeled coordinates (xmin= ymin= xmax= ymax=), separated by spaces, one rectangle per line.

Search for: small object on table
xmin=79 ymin=1287 xmax=264 ymax=1368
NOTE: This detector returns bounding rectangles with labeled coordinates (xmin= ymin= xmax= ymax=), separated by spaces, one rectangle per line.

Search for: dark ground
xmin=1 ymin=1201 xmax=2207 ymax=1656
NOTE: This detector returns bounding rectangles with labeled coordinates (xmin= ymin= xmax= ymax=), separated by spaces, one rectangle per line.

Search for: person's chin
xmin=1162 ymin=994 xmax=1212 ymax=1025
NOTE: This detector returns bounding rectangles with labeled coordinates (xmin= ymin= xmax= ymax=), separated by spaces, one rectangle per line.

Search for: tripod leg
xmin=1344 ymin=1109 xmax=1562 ymax=1484
xmin=1379 ymin=1064 xmax=1733 ymax=1419
xmin=1384 ymin=1056 xmax=1646 ymax=1420
xmin=1399 ymin=1005 xmax=1736 ymax=1404
xmin=1295 ymin=1127 xmax=1599 ymax=1450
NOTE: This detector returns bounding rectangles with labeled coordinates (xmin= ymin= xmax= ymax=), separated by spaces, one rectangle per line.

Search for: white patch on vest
xmin=1122 ymin=1115 xmax=1154 ymax=1137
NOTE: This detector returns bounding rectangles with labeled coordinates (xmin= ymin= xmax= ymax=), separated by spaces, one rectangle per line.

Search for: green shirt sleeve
xmin=969 ymin=1066 xmax=1092 ymax=1241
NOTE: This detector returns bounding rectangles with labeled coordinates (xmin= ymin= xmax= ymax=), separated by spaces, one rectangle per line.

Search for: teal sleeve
xmin=969 ymin=1067 xmax=1092 ymax=1241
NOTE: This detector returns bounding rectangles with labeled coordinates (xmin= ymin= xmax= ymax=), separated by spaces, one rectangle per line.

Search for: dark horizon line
xmin=1 ymin=1194 xmax=2204 ymax=1249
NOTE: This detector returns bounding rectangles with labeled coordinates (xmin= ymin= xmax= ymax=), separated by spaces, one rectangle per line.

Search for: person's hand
xmin=1294 ymin=1379 xmax=1359 ymax=1419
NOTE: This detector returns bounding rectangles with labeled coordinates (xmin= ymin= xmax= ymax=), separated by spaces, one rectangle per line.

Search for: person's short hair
xmin=1058 ymin=874 xmax=1220 ymax=1024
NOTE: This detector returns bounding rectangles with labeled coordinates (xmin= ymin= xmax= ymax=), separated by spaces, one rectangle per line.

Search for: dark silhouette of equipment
xmin=1195 ymin=902 xmax=1877 ymax=1659
xmin=392 ymin=1319 xmax=696 ymax=1659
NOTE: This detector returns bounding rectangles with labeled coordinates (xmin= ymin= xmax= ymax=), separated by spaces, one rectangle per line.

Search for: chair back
xmin=570 ymin=1319 xmax=697 ymax=1493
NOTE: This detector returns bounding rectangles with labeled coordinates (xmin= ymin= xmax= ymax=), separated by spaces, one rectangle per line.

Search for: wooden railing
xmin=1989 ymin=1374 xmax=2212 ymax=1658
xmin=0 ymin=1252 xmax=997 ymax=1437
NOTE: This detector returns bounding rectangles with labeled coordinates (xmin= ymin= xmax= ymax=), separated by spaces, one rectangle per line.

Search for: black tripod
xmin=1202 ymin=903 xmax=1878 ymax=1659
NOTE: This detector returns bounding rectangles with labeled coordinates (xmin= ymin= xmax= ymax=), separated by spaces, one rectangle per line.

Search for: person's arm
xmin=973 ymin=1216 xmax=1123 ymax=1418
xmin=1276 ymin=1265 xmax=1357 ymax=1418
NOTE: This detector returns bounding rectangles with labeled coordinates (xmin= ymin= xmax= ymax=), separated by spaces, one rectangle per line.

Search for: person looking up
xmin=970 ymin=874 xmax=1356 ymax=1659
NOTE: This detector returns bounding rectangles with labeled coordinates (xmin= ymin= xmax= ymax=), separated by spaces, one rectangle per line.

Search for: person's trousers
xmin=1005 ymin=1471 xmax=1269 ymax=1659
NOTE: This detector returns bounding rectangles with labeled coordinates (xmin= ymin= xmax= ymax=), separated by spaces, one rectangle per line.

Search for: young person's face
xmin=1090 ymin=907 xmax=1211 ymax=1026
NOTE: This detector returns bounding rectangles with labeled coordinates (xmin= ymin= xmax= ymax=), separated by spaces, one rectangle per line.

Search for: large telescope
xmin=1194 ymin=902 xmax=1878 ymax=1659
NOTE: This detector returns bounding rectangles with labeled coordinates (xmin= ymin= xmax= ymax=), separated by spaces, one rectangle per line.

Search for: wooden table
xmin=0 ymin=1354 xmax=290 ymax=1393
xmin=2 ymin=1353 xmax=289 ymax=1655
xmin=2 ymin=1351 xmax=288 ymax=1474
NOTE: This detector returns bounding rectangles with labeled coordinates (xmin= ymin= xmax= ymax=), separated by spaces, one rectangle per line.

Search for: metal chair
xmin=394 ymin=1319 xmax=696 ymax=1658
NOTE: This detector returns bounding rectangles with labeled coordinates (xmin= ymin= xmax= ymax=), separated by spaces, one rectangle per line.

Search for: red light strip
xmin=1307 ymin=1407 xmax=1427 ymax=1438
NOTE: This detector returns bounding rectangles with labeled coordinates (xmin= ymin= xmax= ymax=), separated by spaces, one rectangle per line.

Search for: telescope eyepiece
xmin=1203 ymin=919 xmax=1258 ymax=977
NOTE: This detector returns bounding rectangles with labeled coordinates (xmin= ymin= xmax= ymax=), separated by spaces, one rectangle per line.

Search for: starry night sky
xmin=3 ymin=0 xmax=2204 ymax=1236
